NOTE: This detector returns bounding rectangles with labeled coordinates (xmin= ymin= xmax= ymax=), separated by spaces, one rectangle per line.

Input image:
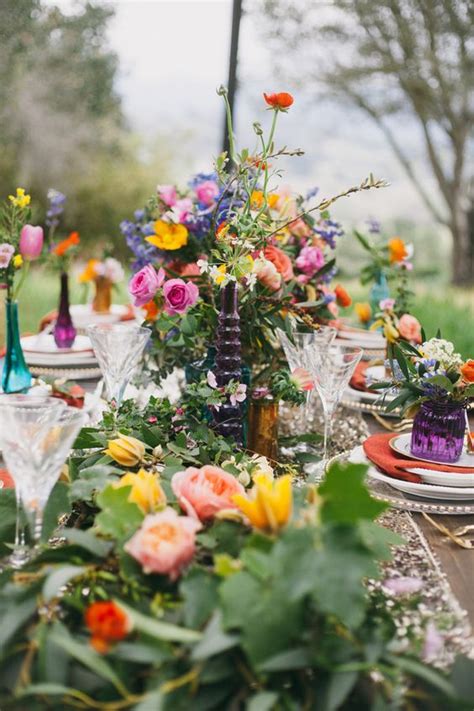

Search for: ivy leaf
xmin=319 ymin=462 xmax=387 ymax=524
xmin=95 ymin=485 xmax=143 ymax=541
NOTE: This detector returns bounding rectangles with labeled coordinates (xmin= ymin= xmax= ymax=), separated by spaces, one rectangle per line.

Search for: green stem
xmin=12 ymin=259 xmax=30 ymax=300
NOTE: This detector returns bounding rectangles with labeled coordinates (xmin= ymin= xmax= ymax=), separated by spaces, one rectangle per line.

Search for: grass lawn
xmin=1 ymin=269 xmax=473 ymax=360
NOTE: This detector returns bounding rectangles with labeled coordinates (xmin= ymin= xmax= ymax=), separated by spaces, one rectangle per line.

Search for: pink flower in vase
xmin=19 ymin=225 xmax=44 ymax=260
xmin=129 ymin=265 xmax=165 ymax=307
xmin=0 ymin=244 xmax=15 ymax=268
xmin=163 ymin=278 xmax=199 ymax=315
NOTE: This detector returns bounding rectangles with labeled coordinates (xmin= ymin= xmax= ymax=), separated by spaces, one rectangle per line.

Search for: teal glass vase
xmin=369 ymin=272 xmax=390 ymax=317
xmin=2 ymin=300 xmax=32 ymax=393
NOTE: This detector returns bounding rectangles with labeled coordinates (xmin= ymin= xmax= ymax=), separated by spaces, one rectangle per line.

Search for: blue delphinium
xmin=46 ymin=189 xmax=66 ymax=229
xmin=315 ymin=218 xmax=344 ymax=249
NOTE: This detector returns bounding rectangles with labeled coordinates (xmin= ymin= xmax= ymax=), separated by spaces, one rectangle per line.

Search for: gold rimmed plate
xmin=389 ymin=433 xmax=474 ymax=469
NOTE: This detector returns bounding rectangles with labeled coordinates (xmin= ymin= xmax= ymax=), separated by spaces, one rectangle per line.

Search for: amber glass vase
xmin=248 ymin=396 xmax=279 ymax=460
xmin=92 ymin=277 xmax=112 ymax=313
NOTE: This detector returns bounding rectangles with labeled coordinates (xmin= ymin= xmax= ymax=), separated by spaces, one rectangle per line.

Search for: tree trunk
xmin=451 ymin=207 xmax=474 ymax=286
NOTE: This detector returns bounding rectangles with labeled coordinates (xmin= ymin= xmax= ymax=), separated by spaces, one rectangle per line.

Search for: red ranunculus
xmin=263 ymin=92 xmax=294 ymax=110
xmin=334 ymin=284 xmax=352 ymax=308
xmin=85 ymin=601 xmax=130 ymax=654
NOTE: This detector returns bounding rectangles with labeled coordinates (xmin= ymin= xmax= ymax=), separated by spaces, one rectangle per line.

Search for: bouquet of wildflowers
xmin=0 ymin=188 xmax=44 ymax=301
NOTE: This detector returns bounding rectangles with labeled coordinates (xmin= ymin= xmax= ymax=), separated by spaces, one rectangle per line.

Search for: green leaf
xmin=95 ymin=485 xmax=144 ymax=540
xmin=42 ymin=565 xmax=86 ymax=601
xmin=358 ymin=520 xmax=405 ymax=560
xmin=246 ymin=691 xmax=279 ymax=711
xmin=72 ymin=428 xmax=107 ymax=449
xmin=428 ymin=374 xmax=454 ymax=393
xmin=0 ymin=593 xmax=37 ymax=653
xmin=385 ymin=654 xmax=456 ymax=699
xmin=321 ymin=671 xmax=358 ymax=711
xmin=41 ymin=482 xmax=71 ymax=542
xmin=319 ymin=461 xmax=387 ymax=524
xmin=62 ymin=529 xmax=113 ymax=557
xmin=69 ymin=464 xmax=120 ymax=502
xmin=192 ymin=611 xmax=239 ymax=661
xmin=0 ymin=488 xmax=19 ymax=555
xmin=393 ymin=343 xmax=409 ymax=380
xmin=50 ymin=623 xmax=127 ymax=694
xmin=258 ymin=647 xmax=311 ymax=672
xmin=179 ymin=568 xmax=219 ymax=629
xmin=116 ymin=600 xmax=201 ymax=643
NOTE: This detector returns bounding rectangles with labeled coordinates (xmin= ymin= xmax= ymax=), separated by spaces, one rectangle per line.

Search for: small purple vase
xmin=211 ymin=282 xmax=243 ymax=444
xmin=411 ymin=400 xmax=466 ymax=463
xmin=53 ymin=272 xmax=76 ymax=349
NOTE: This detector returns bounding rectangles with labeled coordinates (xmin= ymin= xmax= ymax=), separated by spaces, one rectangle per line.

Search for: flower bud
xmin=105 ymin=434 xmax=145 ymax=467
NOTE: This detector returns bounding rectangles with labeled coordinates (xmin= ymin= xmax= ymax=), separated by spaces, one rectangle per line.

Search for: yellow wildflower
xmin=146 ymin=220 xmax=188 ymax=251
xmin=105 ymin=434 xmax=146 ymax=467
xmin=79 ymin=259 xmax=100 ymax=283
xmin=13 ymin=254 xmax=23 ymax=268
xmin=114 ymin=468 xmax=166 ymax=513
xmin=8 ymin=188 xmax=31 ymax=209
xmin=232 ymin=472 xmax=292 ymax=533
xmin=354 ymin=302 xmax=372 ymax=324
xmin=212 ymin=264 xmax=227 ymax=285
xmin=250 ymin=190 xmax=279 ymax=210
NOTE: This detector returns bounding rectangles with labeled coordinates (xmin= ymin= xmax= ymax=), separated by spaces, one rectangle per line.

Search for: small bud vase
xmin=410 ymin=399 xmax=466 ymax=463
xmin=369 ymin=272 xmax=390 ymax=317
xmin=92 ymin=276 xmax=112 ymax=313
xmin=248 ymin=395 xmax=279 ymax=460
xmin=54 ymin=272 xmax=76 ymax=349
xmin=211 ymin=282 xmax=243 ymax=444
xmin=2 ymin=300 xmax=32 ymax=393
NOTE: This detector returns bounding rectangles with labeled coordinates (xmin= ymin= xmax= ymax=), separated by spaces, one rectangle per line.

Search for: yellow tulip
xmin=114 ymin=468 xmax=166 ymax=513
xmin=232 ymin=473 xmax=292 ymax=533
xmin=105 ymin=435 xmax=145 ymax=467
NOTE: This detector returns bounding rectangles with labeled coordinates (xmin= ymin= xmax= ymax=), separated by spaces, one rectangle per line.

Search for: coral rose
xmin=397 ymin=314 xmax=422 ymax=343
xmin=171 ymin=465 xmax=245 ymax=522
xmin=124 ymin=507 xmax=201 ymax=579
xmin=85 ymin=601 xmax=131 ymax=654
xmin=263 ymin=245 xmax=294 ymax=281
xmin=460 ymin=359 xmax=474 ymax=382
xmin=263 ymin=92 xmax=294 ymax=110
xmin=334 ymin=284 xmax=352 ymax=307
xmin=256 ymin=258 xmax=282 ymax=291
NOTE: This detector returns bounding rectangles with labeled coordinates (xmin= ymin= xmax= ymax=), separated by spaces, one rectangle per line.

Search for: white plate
xmin=21 ymin=334 xmax=93 ymax=355
xmin=389 ymin=433 xmax=474 ymax=469
xmin=349 ymin=447 xmax=474 ymax=501
xmin=365 ymin=365 xmax=388 ymax=383
xmin=344 ymin=385 xmax=394 ymax=404
xmin=337 ymin=328 xmax=386 ymax=349
xmin=70 ymin=304 xmax=130 ymax=328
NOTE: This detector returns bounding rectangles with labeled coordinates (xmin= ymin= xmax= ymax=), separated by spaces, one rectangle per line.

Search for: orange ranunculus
xmin=263 ymin=92 xmax=294 ymax=110
xmin=142 ymin=299 xmax=159 ymax=321
xmin=354 ymin=302 xmax=372 ymax=323
xmin=53 ymin=231 xmax=80 ymax=256
xmin=460 ymin=359 xmax=474 ymax=382
xmin=85 ymin=601 xmax=131 ymax=654
xmin=263 ymin=245 xmax=294 ymax=281
xmin=388 ymin=237 xmax=408 ymax=264
xmin=334 ymin=284 xmax=352 ymax=308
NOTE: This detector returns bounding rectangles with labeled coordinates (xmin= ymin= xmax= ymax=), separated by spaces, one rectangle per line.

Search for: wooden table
xmin=365 ymin=415 xmax=474 ymax=627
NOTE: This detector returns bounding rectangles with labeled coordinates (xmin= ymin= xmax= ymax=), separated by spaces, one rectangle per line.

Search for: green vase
xmin=2 ymin=300 xmax=32 ymax=393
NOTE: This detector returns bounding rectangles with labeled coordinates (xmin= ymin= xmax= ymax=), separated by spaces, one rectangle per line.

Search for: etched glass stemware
xmin=277 ymin=326 xmax=337 ymax=451
xmin=307 ymin=344 xmax=363 ymax=476
xmin=86 ymin=323 xmax=151 ymax=408
xmin=0 ymin=399 xmax=82 ymax=565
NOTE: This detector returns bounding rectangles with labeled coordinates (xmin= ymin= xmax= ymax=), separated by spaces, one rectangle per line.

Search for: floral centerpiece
xmin=0 ymin=188 xmax=44 ymax=392
xmin=374 ymin=336 xmax=474 ymax=463
xmin=78 ymin=254 xmax=125 ymax=313
xmin=0 ymin=386 xmax=472 ymax=709
xmin=123 ymin=89 xmax=386 ymax=441
xmin=45 ymin=189 xmax=81 ymax=348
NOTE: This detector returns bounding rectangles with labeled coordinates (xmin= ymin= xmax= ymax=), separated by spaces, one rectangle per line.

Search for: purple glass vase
xmin=211 ymin=282 xmax=243 ymax=444
xmin=53 ymin=272 xmax=76 ymax=349
xmin=410 ymin=399 xmax=466 ymax=463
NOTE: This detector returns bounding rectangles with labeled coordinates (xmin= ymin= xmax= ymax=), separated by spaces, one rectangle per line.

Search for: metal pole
xmin=222 ymin=0 xmax=243 ymax=157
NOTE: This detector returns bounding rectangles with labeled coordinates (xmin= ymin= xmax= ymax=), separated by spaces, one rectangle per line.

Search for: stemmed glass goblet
xmin=86 ymin=323 xmax=151 ymax=409
xmin=307 ymin=344 xmax=363 ymax=478
xmin=0 ymin=403 xmax=85 ymax=563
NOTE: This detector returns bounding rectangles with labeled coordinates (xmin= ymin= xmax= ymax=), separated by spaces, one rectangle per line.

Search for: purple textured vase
xmin=211 ymin=282 xmax=243 ymax=444
xmin=410 ymin=400 xmax=466 ymax=463
xmin=53 ymin=272 xmax=77 ymax=349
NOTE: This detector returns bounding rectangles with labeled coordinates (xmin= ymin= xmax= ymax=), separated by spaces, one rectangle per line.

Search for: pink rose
xmin=124 ymin=507 xmax=200 ymax=580
xmin=256 ymin=258 xmax=282 ymax=291
xmin=295 ymin=246 xmax=324 ymax=276
xmin=0 ymin=244 xmax=15 ymax=269
xmin=263 ymin=245 xmax=294 ymax=282
xmin=171 ymin=198 xmax=193 ymax=223
xmin=163 ymin=278 xmax=199 ymax=315
xmin=398 ymin=314 xmax=422 ymax=343
xmin=19 ymin=225 xmax=44 ymax=260
xmin=129 ymin=265 xmax=165 ymax=307
xmin=172 ymin=465 xmax=245 ymax=522
xmin=195 ymin=180 xmax=219 ymax=206
xmin=157 ymin=185 xmax=177 ymax=207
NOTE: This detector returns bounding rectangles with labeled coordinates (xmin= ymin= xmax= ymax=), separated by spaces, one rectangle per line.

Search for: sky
xmin=46 ymin=0 xmax=441 ymax=230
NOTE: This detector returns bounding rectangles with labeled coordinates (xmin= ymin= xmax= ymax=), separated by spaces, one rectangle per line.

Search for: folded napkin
xmin=0 ymin=469 xmax=14 ymax=488
xmin=350 ymin=361 xmax=369 ymax=392
xmin=363 ymin=432 xmax=474 ymax=484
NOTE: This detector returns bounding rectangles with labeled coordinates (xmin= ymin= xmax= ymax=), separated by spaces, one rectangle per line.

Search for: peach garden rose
xmin=397 ymin=314 xmax=422 ymax=343
xmin=171 ymin=465 xmax=245 ymax=522
xmin=124 ymin=507 xmax=200 ymax=579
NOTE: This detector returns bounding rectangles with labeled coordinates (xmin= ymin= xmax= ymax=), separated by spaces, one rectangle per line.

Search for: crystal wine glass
xmin=0 ymin=395 xmax=66 ymax=567
xmin=86 ymin=323 xmax=151 ymax=408
xmin=0 ymin=404 xmax=85 ymax=560
xmin=307 ymin=344 xmax=363 ymax=477
xmin=277 ymin=326 xmax=337 ymax=450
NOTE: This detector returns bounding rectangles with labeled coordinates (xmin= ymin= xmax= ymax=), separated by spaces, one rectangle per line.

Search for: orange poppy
xmin=263 ymin=92 xmax=294 ymax=110
xmin=460 ymin=359 xmax=474 ymax=382
xmin=334 ymin=284 xmax=352 ymax=308
xmin=53 ymin=231 xmax=80 ymax=257
xmin=388 ymin=237 xmax=408 ymax=264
